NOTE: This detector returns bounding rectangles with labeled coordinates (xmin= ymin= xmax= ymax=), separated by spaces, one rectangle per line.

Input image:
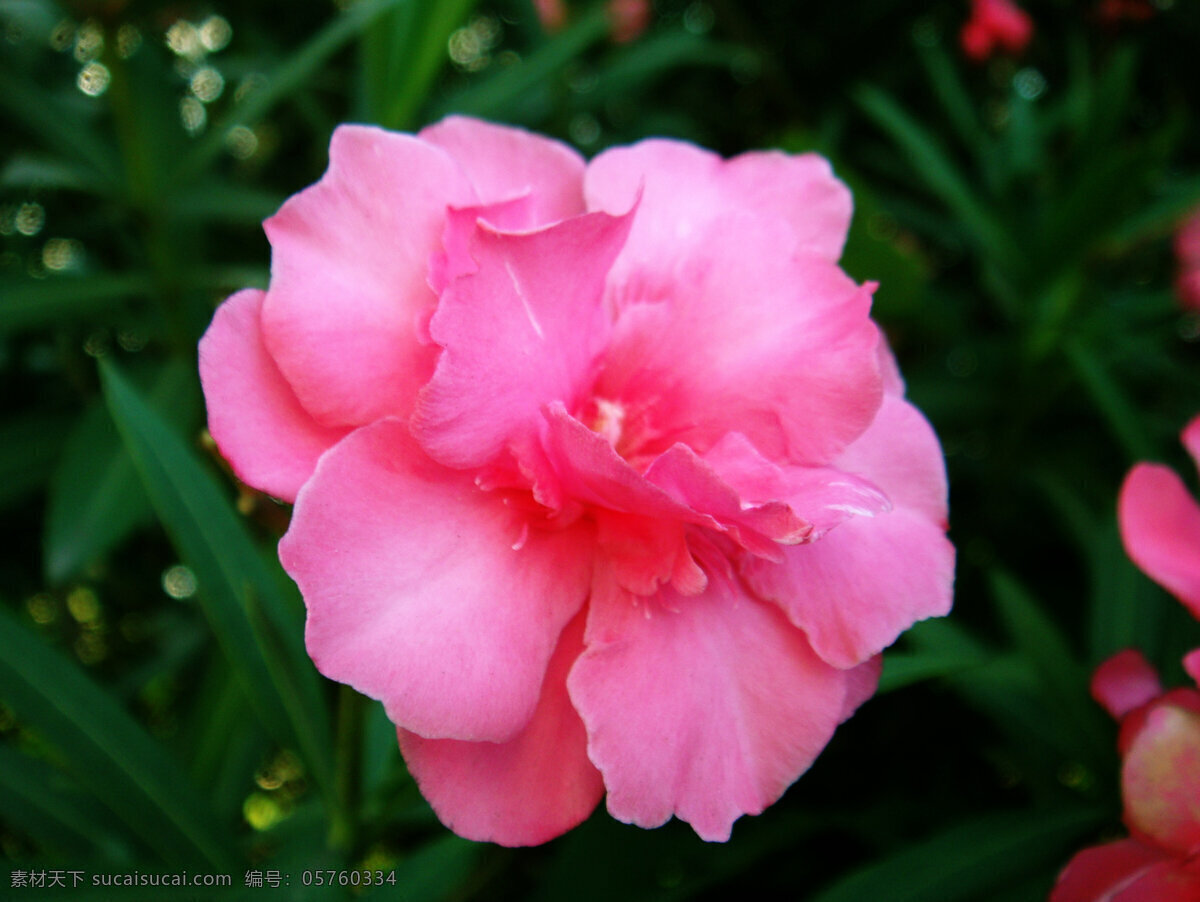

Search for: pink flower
xmin=199 ymin=116 xmax=955 ymax=845
xmin=606 ymin=0 xmax=650 ymax=43
xmin=1051 ymin=650 xmax=1200 ymax=901
xmin=960 ymin=0 xmax=1034 ymax=62
xmin=532 ymin=0 xmax=567 ymax=34
xmin=1119 ymin=414 xmax=1200 ymax=621
xmin=1094 ymin=0 xmax=1156 ymax=27
xmin=1174 ymin=210 xmax=1200 ymax=311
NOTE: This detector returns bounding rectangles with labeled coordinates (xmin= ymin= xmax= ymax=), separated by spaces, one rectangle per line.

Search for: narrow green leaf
xmin=45 ymin=359 xmax=200 ymax=583
xmin=168 ymin=182 xmax=285 ymax=225
xmin=176 ymin=0 xmax=410 ymax=183
xmin=0 ymin=411 xmax=72 ymax=511
xmin=0 ymin=603 xmax=235 ymax=867
xmin=0 ymin=745 xmax=136 ymax=859
xmin=990 ymin=570 xmax=1109 ymax=757
xmin=378 ymin=0 xmax=481 ymax=130
xmin=431 ymin=5 xmax=610 ymax=122
xmin=0 ymin=154 xmax=117 ymax=195
xmin=809 ymin=808 xmax=1104 ymax=902
xmin=854 ymin=85 xmax=1020 ymax=272
xmin=1 ymin=273 xmax=154 ymax=336
xmin=1064 ymin=338 xmax=1155 ymax=463
xmin=98 ymin=359 xmax=335 ymax=809
xmin=0 ymin=70 xmax=122 ymax=187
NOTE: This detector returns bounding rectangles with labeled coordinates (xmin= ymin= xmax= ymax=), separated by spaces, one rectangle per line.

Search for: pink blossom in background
xmin=960 ymin=0 xmax=1034 ymax=62
xmin=1050 ymin=650 xmax=1200 ymax=901
xmin=532 ymin=0 xmax=567 ymax=34
xmin=606 ymin=0 xmax=651 ymax=43
xmin=199 ymin=116 xmax=955 ymax=846
xmin=1119 ymin=413 xmax=1200 ymax=621
xmin=1175 ymin=209 xmax=1200 ymax=310
xmin=1094 ymin=0 xmax=1156 ymax=27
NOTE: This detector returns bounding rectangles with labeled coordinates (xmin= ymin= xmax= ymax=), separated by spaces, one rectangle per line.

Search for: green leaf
xmin=1064 ymin=338 xmax=1155 ymax=463
xmin=0 ymin=745 xmax=135 ymax=859
xmin=430 ymin=5 xmax=610 ymax=123
xmin=854 ymin=85 xmax=1020 ymax=273
xmin=0 ymin=603 xmax=235 ymax=867
xmin=98 ymin=358 xmax=335 ymax=811
xmin=44 ymin=359 xmax=200 ymax=584
xmin=0 ymin=273 xmax=154 ymax=336
xmin=0 ymin=411 xmax=72 ymax=511
xmin=0 ymin=70 xmax=122 ymax=187
xmin=375 ymin=0 xmax=481 ymax=130
xmin=808 ymin=807 xmax=1105 ymax=902
xmin=989 ymin=570 xmax=1109 ymax=756
xmin=176 ymin=0 xmax=411 ymax=183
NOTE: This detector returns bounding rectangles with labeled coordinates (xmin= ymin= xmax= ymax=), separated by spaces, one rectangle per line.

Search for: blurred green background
xmin=3 ymin=0 xmax=1200 ymax=898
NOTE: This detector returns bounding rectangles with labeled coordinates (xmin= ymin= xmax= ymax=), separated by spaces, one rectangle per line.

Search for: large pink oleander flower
xmin=199 ymin=116 xmax=955 ymax=846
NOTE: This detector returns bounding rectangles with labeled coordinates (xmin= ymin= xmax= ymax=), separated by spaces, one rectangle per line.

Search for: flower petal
xmin=568 ymin=558 xmax=848 ymax=841
xmin=261 ymin=125 xmax=475 ymax=428
xmin=419 ymin=115 xmax=586 ymax=223
xmin=595 ymin=213 xmax=882 ymax=466
xmin=281 ymin=418 xmax=594 ymax=742
xmin=1119 ymin=462 xmax=1200 ymax=619
xmin=1049 ymin=839 xmax=1168 ymax=902
xmin=1122 ymin=701 xmax=1200 ymax=856
xmin=743 ymin=508 xmax=955 ymax=669
xmin=1091 ymin=649 xmax=1163 ymax=721
xmin=413 ymin=209 xmax=633 ymax=470
xmin=585 ymin=139 xmax=852 ymax=278
xmin=398 ymin=610 xmax=603 ymax=846
xmin=833 ymin=394 xmax=950 ymax=526
xmin=198 ymin=289 xmax=348 ymax=502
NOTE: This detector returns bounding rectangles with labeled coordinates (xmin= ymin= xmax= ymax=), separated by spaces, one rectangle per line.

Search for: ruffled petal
xmin=1119 ymin=463 xmax=1200 ymax=619
xmin=413 ymin=209 xmax=633 ymax=470
xmin=833 ymin=394 xmax=950 ymax=526
xmin=585 ymin=139 xmax=852 ymax=283
xmin=595 ymin=213 xmax=882 ymax=466
xmin=281 ymin=418 xmax=594 ymax=742
xmin=397 ymin=611 xmax=603 ymax=846
xmin=1049 ymin=839 xmax=1168 ymax=902
xmin=743 ymin=508 xmax=955 ymax=669
xmin=198 ymin=289 xmax=348 ymax=502
xmin=1091 ymin=649 xmax=1163 ymax=721
xmin=839 ymin=656 xmax=882 ymax=722
xmin=568 ymin=560 xmax=848 ymax=841
xmin=1122 ymin=701 xmax=1200 ymax=856
xmin=1113 ymin=857 xmax=1200 ymax=902
xmin=261 ymin=125 xmax=475 ymax=428
xmin=418 ymin=115 xmax=586 ymax=223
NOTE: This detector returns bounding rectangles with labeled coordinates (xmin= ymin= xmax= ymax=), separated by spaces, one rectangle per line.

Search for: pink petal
xmin=1122 ymin=701 xmax=1200 ymax=856
xmin=743 ymin=507 xmax=955 ymax=669
xmin=697 ymin=431 xmax=891 ymax=539
xmin=1112 ymin=857 xmax=1200 ymax=902
xmin=839 ymin=655 xmax=882 ymax=722
xmin=567 ymin=558 xmax=848 ymax=841
xmin=1091 ymin=649 xmax=1163 ymax=721
xmin=833 ymin=394 xmax=950 ymax=526
xmin=418 ymin=116 xmax=586 ymax=223
xmin=397 ymin=611 xmax=603 ymax=846
xmin=413 ymin=209 xmax=633 ymax=470
xmin=198 ymin=289 xmax=349 ymax=502
xmin=261 ymin=125 xmax=475 ymax=428
xmin=585 ymin=140 xmax=852 ymax=281
xmin=1184 ymin=649 xmax=1200 ymax=686
xmin=1049 ymin=839 xmax=1168 ymax=902
xmin=594 ymin=213 xmax=882 ymax=466
xmin=1182 ymin=414 xmax=1200 ymax=472
xmin=1119 ymin=462 xmax=1200 ymax=619
xmin=281 ymin=418 xmax=594 ymax=742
